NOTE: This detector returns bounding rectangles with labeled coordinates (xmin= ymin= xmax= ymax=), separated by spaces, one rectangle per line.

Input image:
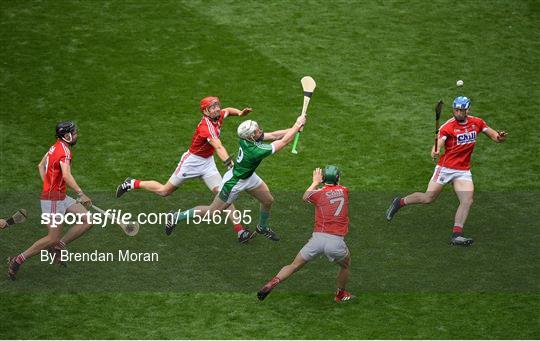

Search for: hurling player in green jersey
xmin=165 ymin=113 xmax=307 ymax=242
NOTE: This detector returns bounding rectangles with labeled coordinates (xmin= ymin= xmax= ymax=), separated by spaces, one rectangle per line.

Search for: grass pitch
xmin=1 ymin=1 xmax=539 ymax=339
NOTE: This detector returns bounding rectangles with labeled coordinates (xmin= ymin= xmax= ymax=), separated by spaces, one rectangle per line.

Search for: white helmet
xmin=237 ymin=120 xmax=259 ymax=140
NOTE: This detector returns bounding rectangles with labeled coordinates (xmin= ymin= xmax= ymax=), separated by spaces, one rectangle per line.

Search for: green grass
xmin=1 ymin=293 xmax=538 ymax=339
xmin=1 ymin=0 xmax=539 ymax=339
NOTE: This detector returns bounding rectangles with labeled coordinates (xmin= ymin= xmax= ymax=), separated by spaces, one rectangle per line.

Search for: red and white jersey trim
xmin=203 ymin=116 xmax=219 ymax=140
xmin=305 ymin=189 xmax=322 ymax=201
xmin=174 ymin=151 xmax=192 ymax=176
xmin=188 ymin=110 xmax=226 ymax=158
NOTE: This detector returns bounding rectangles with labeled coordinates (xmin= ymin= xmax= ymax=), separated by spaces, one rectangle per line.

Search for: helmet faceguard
xmin=200 ymin=96 xmax=221 ymax=121
xmin=255 ymin=130 xmax=265 ymax=142
xmin=452 ymin=96 xmax=471 ymax=122
xmin=323 ymin=165 xmax=341 ymax=185
xmin=55 ymin=120 xmax=78 ymax=145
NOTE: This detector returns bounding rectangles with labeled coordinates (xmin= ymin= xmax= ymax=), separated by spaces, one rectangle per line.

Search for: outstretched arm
xmin=271 ymin=115 xmax=307 ymax=153
xmin=224 ymin=107 xmax=252 ymax=117
xmin=484 ymin=127 xmax=507 ymax=143
xmin=303 ymin=168 xmax=323 ymax=201
xmin=263 ymin=129 xmax=291 ymax=141
xmin=208 ymin=138 xmax=234 ymax=168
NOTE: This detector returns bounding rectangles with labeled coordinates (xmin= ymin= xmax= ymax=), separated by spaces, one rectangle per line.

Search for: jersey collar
xmin=58 ymin=139 xmax=72 ymax=150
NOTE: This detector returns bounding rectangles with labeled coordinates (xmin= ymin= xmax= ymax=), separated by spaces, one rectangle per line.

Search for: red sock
xmin=399 ymin=198 xmax=406 ymax=207
xmin=453 ymin=226 xmax=463 ymax=234
xmin=133 ymin=180 xmax=141 ymax=189
xmin=15 ymin=253 xmax=26 ymax=264
xmin=233 ymin=224 xmax=244 ymax=233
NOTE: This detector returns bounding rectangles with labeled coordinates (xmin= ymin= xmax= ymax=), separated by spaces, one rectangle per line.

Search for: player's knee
xmin=81 ymin=214 xmax=91 ymax=226
xmin=424 ymin=193 xmax=437 ymax=204
xmin=157 ymin=187 xmax=173 ymax=197
xmin=339 ymin=256 xmax=350 ymax=269
xmin=76 ymin=213 xmax=93 ymax=228
xmin=462 ymin=196 xmax=474 ymax=206
xmin=263 ymin=195 xmax=275 ymax=207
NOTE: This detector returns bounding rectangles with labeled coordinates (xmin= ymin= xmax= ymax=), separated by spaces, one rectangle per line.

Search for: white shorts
xmin=299 ymin=232 xmax=349 ymax=262
xmin=218 ymin=169 xmax=263 ymax=204
xmin=40 ymin=196 xmax=77 ymax=215
xmin=168 ymin=151 xmax=222 ymax=190
xmin=431 ymin=166 xmax=473 ymax=185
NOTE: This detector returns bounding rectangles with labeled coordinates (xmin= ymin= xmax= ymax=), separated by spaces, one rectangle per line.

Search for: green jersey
xmin=218 ymin=139 xmax=274 ymax=203
xmin=233 ymin=139 xmax=275 ymax=179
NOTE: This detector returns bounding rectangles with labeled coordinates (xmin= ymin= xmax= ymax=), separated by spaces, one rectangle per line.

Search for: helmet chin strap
xmin=455 ymin=115 xmax=467 ymax=123
xmin=248 ymin=130 xmax=264 ymax=142
xmin=62 ymin=132 xmax=76 ymax=145
xmin=62 ymin=133 xmax=72 ymax=143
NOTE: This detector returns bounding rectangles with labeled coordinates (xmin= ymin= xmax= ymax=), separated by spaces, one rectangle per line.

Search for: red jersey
xmin=41 ymin=140 xmax=72 ymax=200
xmin=305 ymin=184 xmax=349 ymax=237
xmin=188 ymin=110 xmax=227 ymax=158
xmin=437 ymin=115 xmax=488 ymax=170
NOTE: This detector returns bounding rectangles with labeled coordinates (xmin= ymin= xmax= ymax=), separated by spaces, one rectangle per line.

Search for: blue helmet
xmin=453 ymin=96 xmax=471 ymax=110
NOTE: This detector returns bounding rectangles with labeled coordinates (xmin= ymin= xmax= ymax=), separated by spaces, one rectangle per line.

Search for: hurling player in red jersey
xmin=258 ymin=166 xmax=354 ymax=302
xmin=8 ymin=121 xmax=93 ymax=280
xmin=115 ymin=97 xmax=255 ymax=242
xmin=386 ymin=96 xmax=507 ymax=246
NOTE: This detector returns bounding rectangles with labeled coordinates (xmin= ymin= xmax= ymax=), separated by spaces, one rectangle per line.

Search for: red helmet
xmin=200 ymin=96 xmax=220 ymax=113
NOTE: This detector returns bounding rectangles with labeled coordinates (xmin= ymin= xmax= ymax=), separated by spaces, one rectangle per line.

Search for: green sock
xmin=176 ymin=208 xmax=195 ymax=223
xmin=258 ymin=210 xmax=270 ymax=230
